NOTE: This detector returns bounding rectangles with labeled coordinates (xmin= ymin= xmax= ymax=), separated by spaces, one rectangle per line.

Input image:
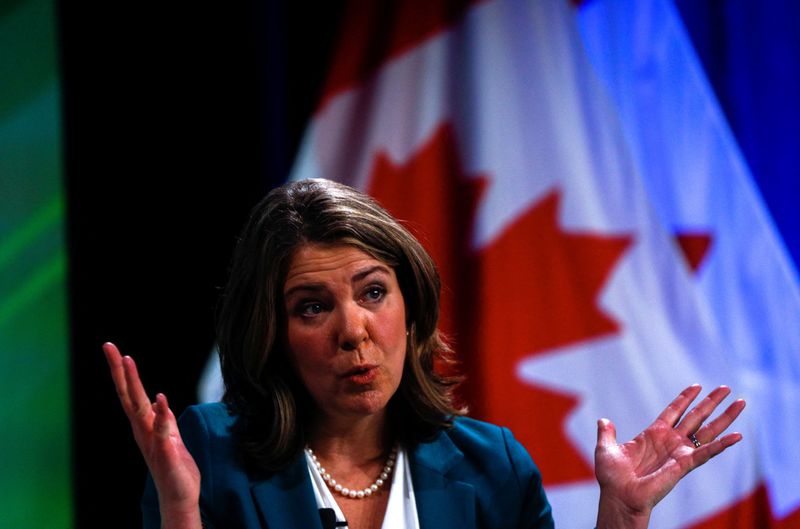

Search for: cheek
xmin=377 ymin=305 xmax=408 ymax=361
xmin=285 ymin=325 xmax=330 ymax=379
xmin=287 ymin=315 xmax=333 ymax=351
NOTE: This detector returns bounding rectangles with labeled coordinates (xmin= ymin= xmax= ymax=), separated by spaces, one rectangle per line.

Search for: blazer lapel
xmin=410 ymin=432 xmax=477 ymax=529
xmin=250 ymin=455 xmax=323 ymax=529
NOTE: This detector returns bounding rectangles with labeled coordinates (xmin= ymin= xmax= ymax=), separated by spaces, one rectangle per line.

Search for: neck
xmin=306 ymin=410 xmax=392 ymax=463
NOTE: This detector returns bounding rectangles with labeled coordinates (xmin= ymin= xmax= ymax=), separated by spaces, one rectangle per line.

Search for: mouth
xmin=341 ymin=364 xmax=378 ymax=384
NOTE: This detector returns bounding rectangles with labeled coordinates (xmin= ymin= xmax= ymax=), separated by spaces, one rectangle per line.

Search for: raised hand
xmin=103 ymin=342 xmax=201 ymax=528
xmin=594 ymin=384 xmax=745 ymax=529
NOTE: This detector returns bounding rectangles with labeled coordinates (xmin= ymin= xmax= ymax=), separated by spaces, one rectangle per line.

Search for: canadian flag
xmin=289 ymin=0 xmax=800 ymax=527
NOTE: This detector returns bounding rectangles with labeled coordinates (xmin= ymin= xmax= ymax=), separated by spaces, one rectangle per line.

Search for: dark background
xmin=59 ymin=2 xmax=343 ymax=526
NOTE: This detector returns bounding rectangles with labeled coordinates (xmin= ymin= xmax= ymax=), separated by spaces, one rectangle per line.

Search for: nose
xmin=338 ymin=301 xmax=369 ymax=352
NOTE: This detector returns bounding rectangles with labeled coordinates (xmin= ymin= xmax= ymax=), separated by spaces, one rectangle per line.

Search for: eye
xmin=362 ymin=285 xmax=386 ymax=303
xmin=299 ymin=302 xmax=325 ymax=317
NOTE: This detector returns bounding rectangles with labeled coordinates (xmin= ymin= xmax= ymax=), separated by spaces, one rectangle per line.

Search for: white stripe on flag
xmin=578 ymin=0 xmax=800 ymax=519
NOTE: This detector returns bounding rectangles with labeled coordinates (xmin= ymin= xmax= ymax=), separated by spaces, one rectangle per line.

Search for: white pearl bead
xmin=307 ymin=443 xmax=399 ymax=500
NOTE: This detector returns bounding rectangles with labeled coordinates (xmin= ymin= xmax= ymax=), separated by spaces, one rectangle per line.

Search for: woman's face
xmin=283 ymin=243 xmax=407 ymax=423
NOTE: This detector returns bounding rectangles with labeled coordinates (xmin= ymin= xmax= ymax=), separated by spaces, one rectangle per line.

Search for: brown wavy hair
xmin=216 ymin=178 xmax=464 ymax=473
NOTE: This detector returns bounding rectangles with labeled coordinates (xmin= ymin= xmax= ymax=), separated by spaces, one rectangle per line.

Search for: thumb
xmin=596 ymin=418 xmax=617 ymax=448
xmin=153 ymin=393 xmax=175 ymax=440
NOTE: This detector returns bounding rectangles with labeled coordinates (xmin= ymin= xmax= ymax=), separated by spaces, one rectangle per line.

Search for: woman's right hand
xmin=103 ymin=342 xmax=202 ymax=528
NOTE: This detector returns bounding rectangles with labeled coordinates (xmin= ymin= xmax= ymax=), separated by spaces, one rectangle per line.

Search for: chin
xmin=344 ymin=391 xmax=392 ymax=417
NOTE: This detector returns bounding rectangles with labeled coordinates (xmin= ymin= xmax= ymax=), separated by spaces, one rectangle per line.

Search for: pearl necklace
xmin=306 ymin=445 xmax=398 ymax=499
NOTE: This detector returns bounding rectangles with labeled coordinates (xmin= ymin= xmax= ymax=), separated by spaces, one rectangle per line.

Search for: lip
xmin=341 ymin=364 xmax=379 ymax=384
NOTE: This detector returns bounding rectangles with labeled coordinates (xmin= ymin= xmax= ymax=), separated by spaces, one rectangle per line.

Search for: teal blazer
xmin=142 ymin=403 xmax=554 ymax=529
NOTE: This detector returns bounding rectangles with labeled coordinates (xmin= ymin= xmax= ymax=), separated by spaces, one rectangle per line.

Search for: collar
xmin=409 ymin=426 xmax=477 ymax=529
xmin=249 ymin=427 xmax=477 ymax=529
xmin=250 ymin=455 xmax=324 ymax=529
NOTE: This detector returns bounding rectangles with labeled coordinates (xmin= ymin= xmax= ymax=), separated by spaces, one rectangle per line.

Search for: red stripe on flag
xmin=317 ymin=0 xmax=483 ymax=111
xmin=686 ymin=483 xmax=800 ymax=529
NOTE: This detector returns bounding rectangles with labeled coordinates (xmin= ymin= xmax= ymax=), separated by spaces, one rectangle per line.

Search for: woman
xmin=105 ymin=178 xmax=745 ymax=529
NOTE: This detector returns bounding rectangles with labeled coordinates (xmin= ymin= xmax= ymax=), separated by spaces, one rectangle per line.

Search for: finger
xmin=122 ymin=355 xmax=154 ymax=422
xmin=596 ymin=418 xmax=618 ymax=448
xmin=689 ymin=432 xmax=743 ymax=469
xmin=694 ymin=398 xmax=746 ymax=445
xmin=104 ymin=342 xmax=132 ymax=408
xmin=674 ymin=385 xmax=732 ymax=437
xmin=656 ymin=384 xmax=703 ymax=427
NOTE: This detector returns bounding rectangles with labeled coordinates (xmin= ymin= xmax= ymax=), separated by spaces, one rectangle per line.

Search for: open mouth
xmin=342 ymin=365 xmax=378 ymax=383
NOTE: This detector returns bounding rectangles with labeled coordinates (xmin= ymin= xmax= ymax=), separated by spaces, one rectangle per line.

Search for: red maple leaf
xmin=367 ymin=124 xmax=631 ymax=485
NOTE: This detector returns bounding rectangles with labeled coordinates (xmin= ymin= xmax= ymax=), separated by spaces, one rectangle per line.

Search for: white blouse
xmin=305 ymin=447 xmax=420 ymax=529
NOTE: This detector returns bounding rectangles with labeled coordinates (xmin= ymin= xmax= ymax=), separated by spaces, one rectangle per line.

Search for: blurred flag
xmin=287 ymin=0 xmax=799 ymax=527
xmin=576 ymin=2 xmax=800 ymax=527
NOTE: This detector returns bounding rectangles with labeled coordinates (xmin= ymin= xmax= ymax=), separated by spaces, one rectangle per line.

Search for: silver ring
xmin=689 ymin=433 xmax=701 ymax=448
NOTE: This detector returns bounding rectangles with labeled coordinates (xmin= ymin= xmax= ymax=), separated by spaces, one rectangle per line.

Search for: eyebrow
xmin=284 ymin=265 xmax=392 ymax=298
xmin=352 ymin=264 xmax=391 ymax=282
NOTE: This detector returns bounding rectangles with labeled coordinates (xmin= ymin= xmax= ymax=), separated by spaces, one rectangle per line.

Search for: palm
xmin=595 ymin=385 xmax=745 ymax=515
xmin=104 ymin=342 xmax=200 ymax=510
xmin=133 ymin=396 xmax=201 ymax=507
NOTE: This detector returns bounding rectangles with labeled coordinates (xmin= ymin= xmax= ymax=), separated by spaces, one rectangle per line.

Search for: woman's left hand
xmin=594 ymin=384 xmax=745 ymax=529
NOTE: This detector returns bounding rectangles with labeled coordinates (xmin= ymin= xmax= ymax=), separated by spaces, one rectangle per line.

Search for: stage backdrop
xmin=0 ymin=0 xmax=72 ymax=527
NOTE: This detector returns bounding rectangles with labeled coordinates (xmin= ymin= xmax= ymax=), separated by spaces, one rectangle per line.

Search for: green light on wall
xmin=0 ymin=0 xmax=72 ymax=526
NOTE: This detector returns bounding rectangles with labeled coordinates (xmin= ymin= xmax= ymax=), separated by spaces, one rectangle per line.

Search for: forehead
xmin=283 ymin=243 xmax=392 ymax=290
